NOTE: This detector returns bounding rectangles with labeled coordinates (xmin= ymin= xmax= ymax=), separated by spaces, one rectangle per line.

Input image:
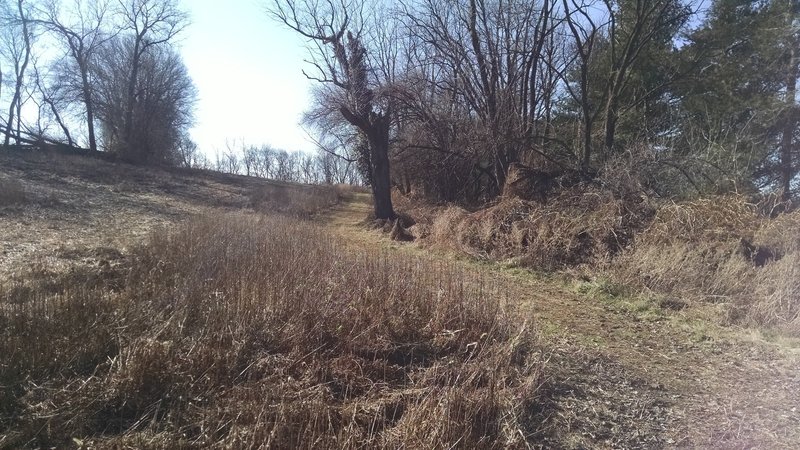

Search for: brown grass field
xmin=2 ymin=149 xmax=800 ymax=448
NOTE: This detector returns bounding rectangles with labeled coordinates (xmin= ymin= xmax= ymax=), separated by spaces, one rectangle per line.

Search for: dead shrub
xmin=1 ymin=214 xmax=543 ymax=448
xmin=612 ymin=197 xmax=800 ymax=335
xmin=636 ymin=195 xmax=760 ymax=246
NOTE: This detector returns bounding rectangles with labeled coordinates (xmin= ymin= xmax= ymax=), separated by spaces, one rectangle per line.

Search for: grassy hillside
xmin=395 ymin=188 xmax=800 ymax=336
xmin=2 ymin=150 xmax=799 ymax=448
xmin=0 ymin=150 xmax=540 ymax=448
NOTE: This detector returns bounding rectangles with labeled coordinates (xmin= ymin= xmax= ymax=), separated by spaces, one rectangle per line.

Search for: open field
xmin=2 ymin=150 xmax=800 ymax=448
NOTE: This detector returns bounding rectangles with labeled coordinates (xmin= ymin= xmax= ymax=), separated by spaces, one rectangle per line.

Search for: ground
xmin=326 ymin=196 xmax=800 ymax=448
xmin=2 ymin=150 xmax=799 ymax=448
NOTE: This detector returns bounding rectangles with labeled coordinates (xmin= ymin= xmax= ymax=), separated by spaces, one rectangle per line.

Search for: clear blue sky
xmin=178 ymin=0 xmax=316 ymax=156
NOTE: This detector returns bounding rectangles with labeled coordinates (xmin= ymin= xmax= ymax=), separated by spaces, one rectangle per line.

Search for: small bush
xmin=1 ymin=214 xmax=543 ymax=448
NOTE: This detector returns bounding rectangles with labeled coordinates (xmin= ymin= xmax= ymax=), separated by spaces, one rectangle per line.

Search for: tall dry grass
xmin=427 ymin=189 xmax=653 ymax=270
xmin=411 ymin=186 xmax=799 ymax=335
xmin=612 ymin=196 xmax=800 ymax=334
xmin=0 ymin=214 xmax=543 ymax=448
xmin=249 ymin=183 xmax=353 ymax=218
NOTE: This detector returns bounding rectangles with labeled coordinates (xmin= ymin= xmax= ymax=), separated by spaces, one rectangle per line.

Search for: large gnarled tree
xmin=272 ymin=0 xmax=396 ymax=220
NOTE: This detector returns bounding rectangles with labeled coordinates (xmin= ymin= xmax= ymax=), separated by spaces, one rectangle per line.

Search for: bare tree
xmin=1 ymin=0 xmax=33 ymax=146
xmin=561 ymin=0 xmax=602 ymax=173
xmin=272 ymin=0 xmax=396 ymax=219
xmin=30 ymin=0 xmax=115 ymax=152
xmin=116 ymin=0 xmax=187 ymax=158
xmin=93 ymin=34 xmax=196 ymax=163
xmin=31 ymin=62 xmax=75 ymax=145
xmin=401 ymin=0 xmax=563 ymax=193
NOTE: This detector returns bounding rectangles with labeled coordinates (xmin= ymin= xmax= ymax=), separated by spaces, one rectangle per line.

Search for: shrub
xmin=428 ymin=189 xmax=653 ymax=269
xmin=612 ymin=195 xmax=800 ymax=335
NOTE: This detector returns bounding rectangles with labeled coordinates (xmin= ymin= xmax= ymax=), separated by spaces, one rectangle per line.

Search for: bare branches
xmin=28 ymin=0 xmax=117 ymax=152
xmin=117 ymin=0 xmax=188 ymax=52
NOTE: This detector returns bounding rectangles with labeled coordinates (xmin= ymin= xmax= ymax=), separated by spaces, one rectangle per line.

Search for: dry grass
xmin=0 ymin=213 xmax=543 ymax=448
xmin=607 ymin=195 xmax=800 ymax=334
xmin=406 ymin=187 xmax=799 ymax=336
xmin=0 ymin=177 xmax=27 ymax=206
xmin=249 ymin=183 xmax=353 ymax=218
xmin=426 ymin=189 xmax=653 ymax=270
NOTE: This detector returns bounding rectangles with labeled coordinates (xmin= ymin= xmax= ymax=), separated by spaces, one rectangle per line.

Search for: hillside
xmin=0 ymin=150 xmax=267 ymax=279
xmin=1 ymin=150 xmax=799 ymax=448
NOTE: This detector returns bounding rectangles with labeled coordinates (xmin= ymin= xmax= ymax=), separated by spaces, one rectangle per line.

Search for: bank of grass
xmin=612 ymin=196 xmax=800 ymax=334
xmin=0 ymin=213 xmax=543 ymax=448
xmin=404 ymin=188 xmax=800 ymax=336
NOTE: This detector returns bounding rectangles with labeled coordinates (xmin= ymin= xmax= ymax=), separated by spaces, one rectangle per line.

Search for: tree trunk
xmin=780 ymin=45 xmax=797 ymax=201
xmin=4 ymin=1 xmax=31 ymax=146
xmin=580 ymin=61 xmax=593 ymax=174
xmin=494 ymin=152 xmax=508 ymax=195
xmin=582 ymin=112 xmax=593 ymax=173
xmin=80 ymin=63 xmax=97 ymax=152
xmin=123 ymin=37 xmax=143 ymax=158
xmin=367 ymin=120 xmax=395 ymax=220
xmin=603 ymin=100 xmax=618 ymax=156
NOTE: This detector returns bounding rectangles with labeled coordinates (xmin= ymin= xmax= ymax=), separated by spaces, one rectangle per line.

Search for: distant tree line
xmin=273 ymin=0 xmax=799 ymax=219
xmin=0 ymin=0 xmax=194 ymax=165
xmin=177 ymin=139 xmax=363 ymax=185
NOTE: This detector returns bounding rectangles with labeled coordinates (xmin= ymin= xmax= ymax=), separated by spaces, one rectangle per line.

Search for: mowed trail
xmin=323 ymin=195 xmax=800 ymax=448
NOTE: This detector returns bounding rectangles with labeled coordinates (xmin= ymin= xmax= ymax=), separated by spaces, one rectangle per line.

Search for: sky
xmin=177 ymin=0 xmax=316 ymax=157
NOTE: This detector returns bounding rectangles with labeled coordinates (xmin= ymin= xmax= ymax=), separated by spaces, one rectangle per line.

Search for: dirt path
xmin=324 ymin=196 xmax=800 ymax=449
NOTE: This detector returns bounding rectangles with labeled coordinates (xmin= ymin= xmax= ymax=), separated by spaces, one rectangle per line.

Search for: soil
xmin=2 ymin=149 xmax=799 ymax=448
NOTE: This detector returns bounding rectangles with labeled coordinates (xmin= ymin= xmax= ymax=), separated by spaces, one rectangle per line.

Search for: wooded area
xmin=0 ymin=0 xmax=193 ymax=164
xmin=1 ymin=0 xmax=798 ymax=220
xmin=272 ymin=0 xmax=798 ymax=219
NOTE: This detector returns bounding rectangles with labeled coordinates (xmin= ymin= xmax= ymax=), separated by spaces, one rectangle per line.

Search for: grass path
xmin=323 ymin=195 xmax=800 ymax=448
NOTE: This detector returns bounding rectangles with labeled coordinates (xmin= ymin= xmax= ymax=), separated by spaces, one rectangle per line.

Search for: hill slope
xmin=1 ymin=150 xmax=799 ymax=448
xmin=0 ymin=150 xmax=308 ymax=281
